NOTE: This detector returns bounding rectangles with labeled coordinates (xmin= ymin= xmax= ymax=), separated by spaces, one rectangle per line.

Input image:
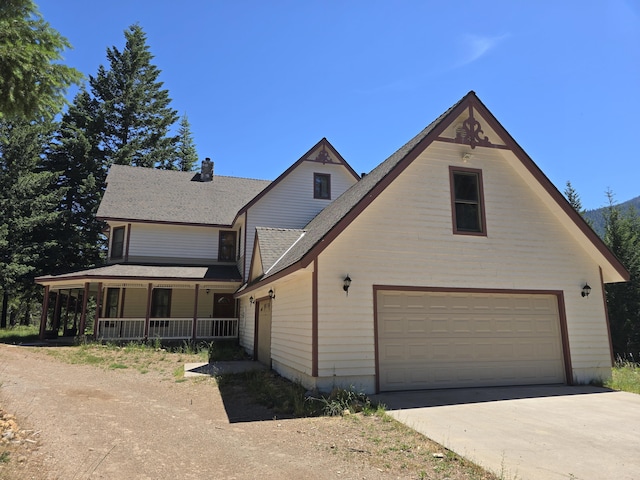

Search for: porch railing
xmin=96 ymin=317 xmax=238 ymax=341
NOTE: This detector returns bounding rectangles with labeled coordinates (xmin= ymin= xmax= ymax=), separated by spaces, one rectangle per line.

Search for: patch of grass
xmin=0 ymin=325 xmax=40 ymax=345
xmin=208 ymin=340 xmax=248 ymax=362
xmin=606 ymin=361 xmax=640 ymax=394
xmin=0 ymin=451 xmax=10 ymax=463
xmin=45 ymin=340 xmax=207 ymax=378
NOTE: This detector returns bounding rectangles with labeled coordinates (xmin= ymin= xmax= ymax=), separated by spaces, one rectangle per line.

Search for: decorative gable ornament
xmin=454 ymin=105 xmax=493 ymax=149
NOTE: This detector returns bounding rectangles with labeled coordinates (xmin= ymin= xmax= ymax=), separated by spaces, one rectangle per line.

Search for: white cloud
xmin=457 ymin=33 xmax=509 ymax=67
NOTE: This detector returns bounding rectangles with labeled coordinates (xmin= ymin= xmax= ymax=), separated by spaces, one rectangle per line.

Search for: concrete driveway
xmin=373 ymin=385 xmax=640 ymax=480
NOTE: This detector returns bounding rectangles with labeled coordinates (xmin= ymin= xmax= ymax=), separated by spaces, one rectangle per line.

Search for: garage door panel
xmin=378 ymin=290 xmax=565 ymax=391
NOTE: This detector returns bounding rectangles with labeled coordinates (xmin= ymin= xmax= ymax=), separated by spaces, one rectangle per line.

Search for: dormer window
xmin=314 ymin=173 xmax=331 ymax=199
xmin=450 ymin=167 xmax=486 ymax=235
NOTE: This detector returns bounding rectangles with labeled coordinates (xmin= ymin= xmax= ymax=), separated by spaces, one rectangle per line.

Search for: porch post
xmin=192 ymin=284 xmax=200 ymax=341
xmin=39 ymin=285 xmax=50 ymax=340
xmin=52 ymin=291 xmax=61 ymax=332
xmin=63 ymin=290 xmax=71 ymax=333
xmin=144 ymin=283 xmax=152 ymax=339
xmin=93 ymin=282 xmax=103 ymax=338
xmin=78 ymin=282 xmax=89 ymax=337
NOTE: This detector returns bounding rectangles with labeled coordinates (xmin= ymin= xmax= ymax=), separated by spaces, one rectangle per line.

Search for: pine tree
xmin=89 ymin=24 xmax=178 ymax=168
xmin=0 ymin=0 xmax=82 ymax=120
xmin=44 ymin=90 xmax=107 ymax=274
xmin=174 ymin=114 xmax=199 ymax=171
xmin=603 ymin=190 xmax=640 ymax=357
xmin=0 ymin=119 xmax=61 ymax=327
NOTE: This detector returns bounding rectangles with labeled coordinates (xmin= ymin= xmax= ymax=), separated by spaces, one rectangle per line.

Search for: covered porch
xmin=35 ymin=264 xmax=242 ymax=342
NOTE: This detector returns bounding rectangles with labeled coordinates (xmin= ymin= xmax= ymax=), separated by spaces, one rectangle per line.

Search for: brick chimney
xmin=201 ymin=158 xmax=213 ymax=182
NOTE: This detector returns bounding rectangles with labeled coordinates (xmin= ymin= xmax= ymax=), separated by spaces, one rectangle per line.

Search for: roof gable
xmin=258 ymin=91 xmax=629 ymax=285
xmin=235 ymin=138 xmax=360 ymax=217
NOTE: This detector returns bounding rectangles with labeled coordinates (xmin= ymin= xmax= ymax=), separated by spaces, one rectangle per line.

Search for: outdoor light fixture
xmin=206 ymin=289 xmax=210 ymax=295
xmin=268 ymin=289 xmax=275 ymax=300
xmin=249 ymin=296 xmax=254 ymax=305
xmin=343 ymin=274 xmax=352 ymax=296
xmin=581 ymin=283 xmax=592 ymax=298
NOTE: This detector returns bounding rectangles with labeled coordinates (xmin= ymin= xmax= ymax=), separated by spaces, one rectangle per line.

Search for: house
xmin=36 ymin=91 xmax=629 ymax=394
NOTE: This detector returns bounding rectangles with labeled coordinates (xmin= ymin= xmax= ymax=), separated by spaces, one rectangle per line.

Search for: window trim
xmin=449 ymin=166 xmax=487 ymax=236
xmin=313 ymin=173 xmax=331 ymax=200
xmin=111 ymin=226 xmax=125 ymax=259
xmin=218 ymin=230 xmax=237 ymax=262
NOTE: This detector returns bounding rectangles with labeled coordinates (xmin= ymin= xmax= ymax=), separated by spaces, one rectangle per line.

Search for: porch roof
xmin=35 ymin=264 xmax=243 ymax=287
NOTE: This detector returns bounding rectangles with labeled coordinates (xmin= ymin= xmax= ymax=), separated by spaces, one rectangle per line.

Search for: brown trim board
xmin=312 ymin=258 xmax=318 ymax=377
xmin=372 ymin=285 xmax=573 ymax=393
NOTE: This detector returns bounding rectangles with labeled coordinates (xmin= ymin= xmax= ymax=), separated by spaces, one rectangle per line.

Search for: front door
xmin=213 ymin=293 xmax=235 ymax=318
xmin=256 ymin=299 xmax=272 ymax=366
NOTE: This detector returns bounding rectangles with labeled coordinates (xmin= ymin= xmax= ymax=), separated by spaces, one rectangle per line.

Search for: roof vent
xmin=201 ymin=158 xmax=214 ymax=182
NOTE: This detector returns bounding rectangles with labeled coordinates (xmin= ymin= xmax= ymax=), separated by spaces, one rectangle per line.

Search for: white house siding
xmin=127 ymin=224 xmax=218 ymax=264
xmin=269 ymin=272 xmax=314 ymax=385
xmin=244 ymin=162 xmax=357 ymax=278
xmin=315 ymin=141 xmax=612 ymax=392
xmin=122 ymin=288 xmax=148 ymax=317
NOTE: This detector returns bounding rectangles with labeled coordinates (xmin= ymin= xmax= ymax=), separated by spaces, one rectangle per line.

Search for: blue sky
xmin=38 ymin=0 xmax=639 ymax=210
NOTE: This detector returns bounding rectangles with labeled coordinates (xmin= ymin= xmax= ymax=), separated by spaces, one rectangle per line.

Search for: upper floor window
xmin=450 ymin=167 xmax=486 ymax=235
xmin=111 ymin=226 xmax=125 ymax=259
xmin=218 ymin=231 xmax=237 ymax=262
xmin=314 ymin=173 xmax=331 ymax=199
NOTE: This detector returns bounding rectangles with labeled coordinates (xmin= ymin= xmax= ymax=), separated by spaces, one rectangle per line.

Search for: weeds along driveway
xmin=374 ymin=385 xmax=640 ymax=480
xmin=0 ymin=344 xmax=397 ymax=480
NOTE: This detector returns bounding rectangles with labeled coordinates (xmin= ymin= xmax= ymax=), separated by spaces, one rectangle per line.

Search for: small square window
xmin=314 ymin=173 xmax=331 ymax=199
xmin=450 ymin=167 xmax=486 ymax=235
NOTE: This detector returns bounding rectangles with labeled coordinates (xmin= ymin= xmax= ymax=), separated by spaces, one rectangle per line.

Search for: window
xmin=314 ymin=173 xmax=331 ymax=199
xmin=104 ymin=288 xmax=120 ymax=318
xmin=151 ymin=289 xmax=171 ymax=318
xmin=218 ymin=231 xmax=237 ymax=262
xmin=450 ymin=167 xmax=486 ymax=235
xmin=111 ymin=226 xmax=125 ymax=259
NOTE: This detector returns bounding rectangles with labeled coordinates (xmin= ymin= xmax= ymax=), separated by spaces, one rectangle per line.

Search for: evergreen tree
xmin=89 ymin=24 xmax=178 ymax=168
xmin=603 ymin=190 xmax=640 ymax=357
xmin=564 ymin=180 xmax=593 ymax=227
xmin=0 ymin=119 xmax=61 ymax=327
xmin=44 ymin=90 xmax=106 ymax=274
xmin=174 ymin=114 xmax=199 ymax=171
xmin=0 ymin=0 xmax=82 ymax=120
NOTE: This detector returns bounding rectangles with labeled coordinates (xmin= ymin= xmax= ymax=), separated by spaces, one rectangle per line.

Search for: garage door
xmin=377 ymin=290 xmax=566 ymax=391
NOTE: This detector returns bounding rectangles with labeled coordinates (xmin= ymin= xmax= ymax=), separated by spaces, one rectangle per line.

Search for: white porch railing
xmin=96 ymin=318 xmax=238 ymax=341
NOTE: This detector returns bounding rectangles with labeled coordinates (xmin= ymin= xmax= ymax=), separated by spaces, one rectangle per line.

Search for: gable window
xmin=111 ymin=226 xmax=125 ymax=259
xmin=151 ymin=288 xmax=171 ymax=318
xmin=218 ymin=231 xmax=237 ymax=262
xmin=314 ymin=173 xmax=331 ymax=199
xmin=450 ymin=167 xmax=486 ymax=235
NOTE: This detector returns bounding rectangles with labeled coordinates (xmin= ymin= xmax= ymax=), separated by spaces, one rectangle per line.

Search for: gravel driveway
xmin=0 ymin=344 xmax=396 ymax=480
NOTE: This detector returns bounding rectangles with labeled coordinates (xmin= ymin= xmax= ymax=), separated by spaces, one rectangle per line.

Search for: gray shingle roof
xmin=255 ymin=227 xmax=306 ymax=274
xmin=263 ymin=94 xmax=464 ymax=278
xmin=97 ymin=165 xmax=271 ymax=225
xmin=36 ymin=264 xmax=242 ymax=283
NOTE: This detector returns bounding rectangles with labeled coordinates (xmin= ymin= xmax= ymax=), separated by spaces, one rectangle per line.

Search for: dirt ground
xmin=0 ymin=344 xmax=493 ymax=480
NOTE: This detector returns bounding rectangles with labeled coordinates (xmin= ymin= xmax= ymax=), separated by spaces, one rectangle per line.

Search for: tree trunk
xmin=1 ymin=290 xmax=8 ymax=329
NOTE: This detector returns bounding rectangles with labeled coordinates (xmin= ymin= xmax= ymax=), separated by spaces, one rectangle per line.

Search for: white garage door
xmin=377 ymin=290 xmax=566 ymax=391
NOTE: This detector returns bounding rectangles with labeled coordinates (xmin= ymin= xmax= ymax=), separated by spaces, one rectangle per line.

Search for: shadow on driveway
xmin=372 ymin=384 xmax=613 ymax=409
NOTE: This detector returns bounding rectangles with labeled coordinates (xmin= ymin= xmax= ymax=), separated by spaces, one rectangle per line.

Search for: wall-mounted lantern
xmin=249 ymin=296 xmax=254 ymax=305
xmin=581 ymin=283 xmax=591 ymax=298
xmin=343 ymin=274 xmax=352 ymax=296
xmin=268 ymin=289 xmax=275 ymax=300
